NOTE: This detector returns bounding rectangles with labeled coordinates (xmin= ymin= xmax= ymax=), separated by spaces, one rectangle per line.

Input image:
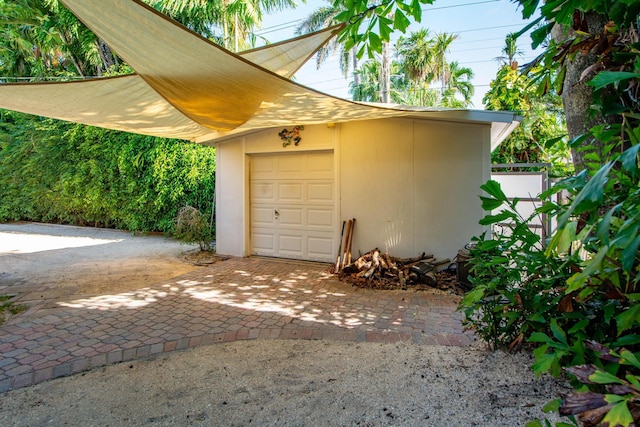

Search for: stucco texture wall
xmin=339 ymin=118 xmax=490 ymax=260
xmin=215 ymin=118 xmax=491 ymax=261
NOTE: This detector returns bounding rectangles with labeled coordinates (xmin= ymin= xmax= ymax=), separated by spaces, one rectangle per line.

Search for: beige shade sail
xmin=0 ymin=75 xmax=211 ymax=140
xmin=0 ymin=23 xmax=343 ymax=141
xmin=0 ymin=0 xmax=520 ymax=144
xmin=241 ymin=26 xmax=344 ymax=79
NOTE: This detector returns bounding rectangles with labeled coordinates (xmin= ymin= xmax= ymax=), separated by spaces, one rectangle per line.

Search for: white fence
xmin=490 ymin=163 xmax=552 ymax=243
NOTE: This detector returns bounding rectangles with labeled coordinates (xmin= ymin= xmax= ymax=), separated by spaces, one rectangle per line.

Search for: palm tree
xmin=295 ymin=4 xmax=360 ymax=86
xmin=296 ymin=3 xmax=400 ymax=101
xmin=0 ymin=0 xmax=112 ymax=78
xmin=394 ymin=30 xmax=467 ymax=107
xmin=153 ymin=0 xmax=298 ymax=52
xmin=395 ymin=30 xmax=459 ymax=96
xmin=380 ymin=40 xmax=391 ymax=102
xmin=440 ymin=61 xmax=474 ymax=107
xmin=395 ymin=29 xmax=434 ymax=82
xmin=349 ymin=58 xmax=406 ymax=103
xmin=430 ymin=32 xmax=458 ymax=91
xmin=1 ymin=0 xmax=301 ymax=81
xmin=349 ymin=60 xmax=381 ymax=102
xmin=148 ymin=0 xmax=223 ymax=40
xmin=494 ymin=32 xmax=524 ymax=69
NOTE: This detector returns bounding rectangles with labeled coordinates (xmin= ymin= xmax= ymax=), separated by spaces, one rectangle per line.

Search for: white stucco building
xmin=214 ymin=111 xmax=519 ymax=263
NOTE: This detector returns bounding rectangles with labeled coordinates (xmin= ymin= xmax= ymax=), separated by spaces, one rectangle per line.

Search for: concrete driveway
xmin=0 ymin=223 xmax=473 ymax=392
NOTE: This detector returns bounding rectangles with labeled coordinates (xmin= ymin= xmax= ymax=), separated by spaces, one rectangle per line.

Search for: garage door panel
xmin=307 ymin=182 xmax=333 ymax=203
xmin=308 ymin=152 xmax=333 ymax=172
xmin=251 ymin=156 xmax=276 ymax=178
xmin=277 ymin=154 xmax=305 ymax=176
xmin=250 ymin=151 xmax=335 ymax=262
xmin=252 ymin=231 xmax=275 ymax=254
xmin=251 ymin=182 xmax=275 ymax=203
xmin=307 ymin=208 xmax=333 ymax=229
xmin=278 ymin=234 xmax=303 ymax=255
xmin=251 ymin=207 xmax=276 ymax=226
xmin=278 ymin=182 xmax=304 ymax=201
xmin=278 ymin=208 xmax=303 ymax=227
xmin=307 ymin=236 xmax=333 ymax=259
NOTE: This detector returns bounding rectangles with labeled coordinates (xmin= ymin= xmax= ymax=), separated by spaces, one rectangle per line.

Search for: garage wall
xmin=339 ymin=119 xmax=415 ymax=257
xmin=215 ymin=138 xmax=246 ymax=256
xmin=340 ymin=118 xmax=490 ymax=259
xmin=216 ymin=119 xmax=491 ymax=261
xmin=412 ymin=120 xmax=490 ymax=259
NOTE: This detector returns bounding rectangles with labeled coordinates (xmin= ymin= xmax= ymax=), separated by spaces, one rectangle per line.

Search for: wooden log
xmin=342 ymin=263 xmax=359 ymax=274
xmin=334 ymin=221 xmax=346 ymax=274
xmin=346 ymin=218 xmax=355 ymax=265
xmin=362 ymin=265 xmax=377 ymax=278
xmin=354 ymin=257 xmax=371 ymax=270
xmin=390 ymin=253 xmax=432 ymax=264
xmin=402 ymin=260 xmax=426 ymax=270
xmin=382 ymin=253 xmax=396 ymax=271
xmin=340 ymin=219 xmax=353 ymax=271
xmin=399 ymin=270 xmax=407 ymax=290
xmin=379 ymin=253 xmax=389 ymax=270
xmin=424 ymin=270 xmax=437 ymax=287
xmin=363 ymin=250 xmax=381 ymax=278
xmin=371 ymin=250 xmax=381 ymax=268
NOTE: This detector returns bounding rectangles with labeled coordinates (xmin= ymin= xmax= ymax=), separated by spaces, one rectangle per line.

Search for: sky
xmin=257 ymin=0 xmax=542 ymax=109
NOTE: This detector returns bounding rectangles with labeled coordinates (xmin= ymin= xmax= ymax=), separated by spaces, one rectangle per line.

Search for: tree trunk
xmin=553 ymin=12 xmax=612 ymax=172
xmin=97 ymin=39 xmax=116 ymax=74
xmin=380 ymin=41 xmax=391 ymax=103
xmin=352 ymin=48 xmax=360 ymax=86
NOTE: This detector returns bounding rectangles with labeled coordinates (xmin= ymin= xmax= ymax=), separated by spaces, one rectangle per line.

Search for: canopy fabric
xmin=0 ymin=0 xmax=520 ymax=144
xmin=240 ymin=27 xmax=344 ymax=79
xmin=0 ymin=24 xmax=344 ymax=141
xmin=0 ymin=76 xmax=210 ymax=140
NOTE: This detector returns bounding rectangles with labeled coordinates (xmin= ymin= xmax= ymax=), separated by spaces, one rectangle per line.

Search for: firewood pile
xmin=337 ymin=248 xmax=464 ymax=294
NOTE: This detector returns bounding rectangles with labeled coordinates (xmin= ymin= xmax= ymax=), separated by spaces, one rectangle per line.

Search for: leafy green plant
xmin=459 ymin=180 xmax=574 ymax=351
xmin=0 ymin=111 xmax=216 ymax=235
xmin=174 ymin=205 xmax=215 ymax=251
xmin=560 ymin=341 xmax=640 ymax=427
xmin=0 ymin=295 xmax=28 ymax=326
xmin=464 ymin=67 xmax=640 ymax=426
xmin=484 ymin=64 xmax=572 ymax=177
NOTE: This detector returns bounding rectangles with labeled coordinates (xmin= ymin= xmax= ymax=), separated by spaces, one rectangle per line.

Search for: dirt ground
xmin=0 ymin=222 xmax=570 ymax=426
xmin=0 ymin=222 xmax=201 ymax=307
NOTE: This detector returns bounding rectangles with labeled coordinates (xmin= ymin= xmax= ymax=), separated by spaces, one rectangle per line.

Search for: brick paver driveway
xmin=0 ymin=257 xmax=474 ymax=392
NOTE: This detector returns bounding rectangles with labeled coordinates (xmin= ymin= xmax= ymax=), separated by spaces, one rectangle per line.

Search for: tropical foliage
xmin=484 ymin=37 xmax=571 ymax=175
xmin=332 ymin=0 xmax=639 ymax=425
xmin=0 ymin=111 xmax=216 ymax=234
xmin=151 ymin=0 xmax=298 ymax=51
xmin=0 ymin=0 xmax=118 ymax=79
xmin=0 ymin=0 xmax=299 ymax=81
xmin=331 ymin=0 xmax=435 ymax=59
xmin=295 ymin=4 xmax=358 ymax=79
xmin=465 ymin=3 xmax=640 ymax=426
xmin=347 ymin=29 xmax=474 ymax=107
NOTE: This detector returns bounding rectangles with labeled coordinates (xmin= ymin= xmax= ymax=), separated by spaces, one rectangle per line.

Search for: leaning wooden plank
xmin=346 ymin=218 xmax=356 ymax=265
xmin=334 ymin=220 xmax=346 ymax=274
xmin=340 ymin=219 xmax=353 ymax=271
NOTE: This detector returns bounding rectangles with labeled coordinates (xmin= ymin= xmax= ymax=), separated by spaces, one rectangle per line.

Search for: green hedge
xmin=0 ymin=110 xmax=216 ymax=233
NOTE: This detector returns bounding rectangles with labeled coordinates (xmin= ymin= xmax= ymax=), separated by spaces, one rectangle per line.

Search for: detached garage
xmin=215 ymin=111 xmax=519 ymax=263
xmin=0 ymin=2 xmax=520 ymax=263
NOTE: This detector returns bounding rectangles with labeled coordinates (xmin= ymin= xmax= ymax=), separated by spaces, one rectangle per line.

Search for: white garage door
xmin=250 ymin=151 xmax=335 ymax=262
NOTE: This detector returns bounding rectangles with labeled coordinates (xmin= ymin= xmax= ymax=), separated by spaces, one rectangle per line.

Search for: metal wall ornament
xmin=278 ymin=125 xmax=304 ymax=147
